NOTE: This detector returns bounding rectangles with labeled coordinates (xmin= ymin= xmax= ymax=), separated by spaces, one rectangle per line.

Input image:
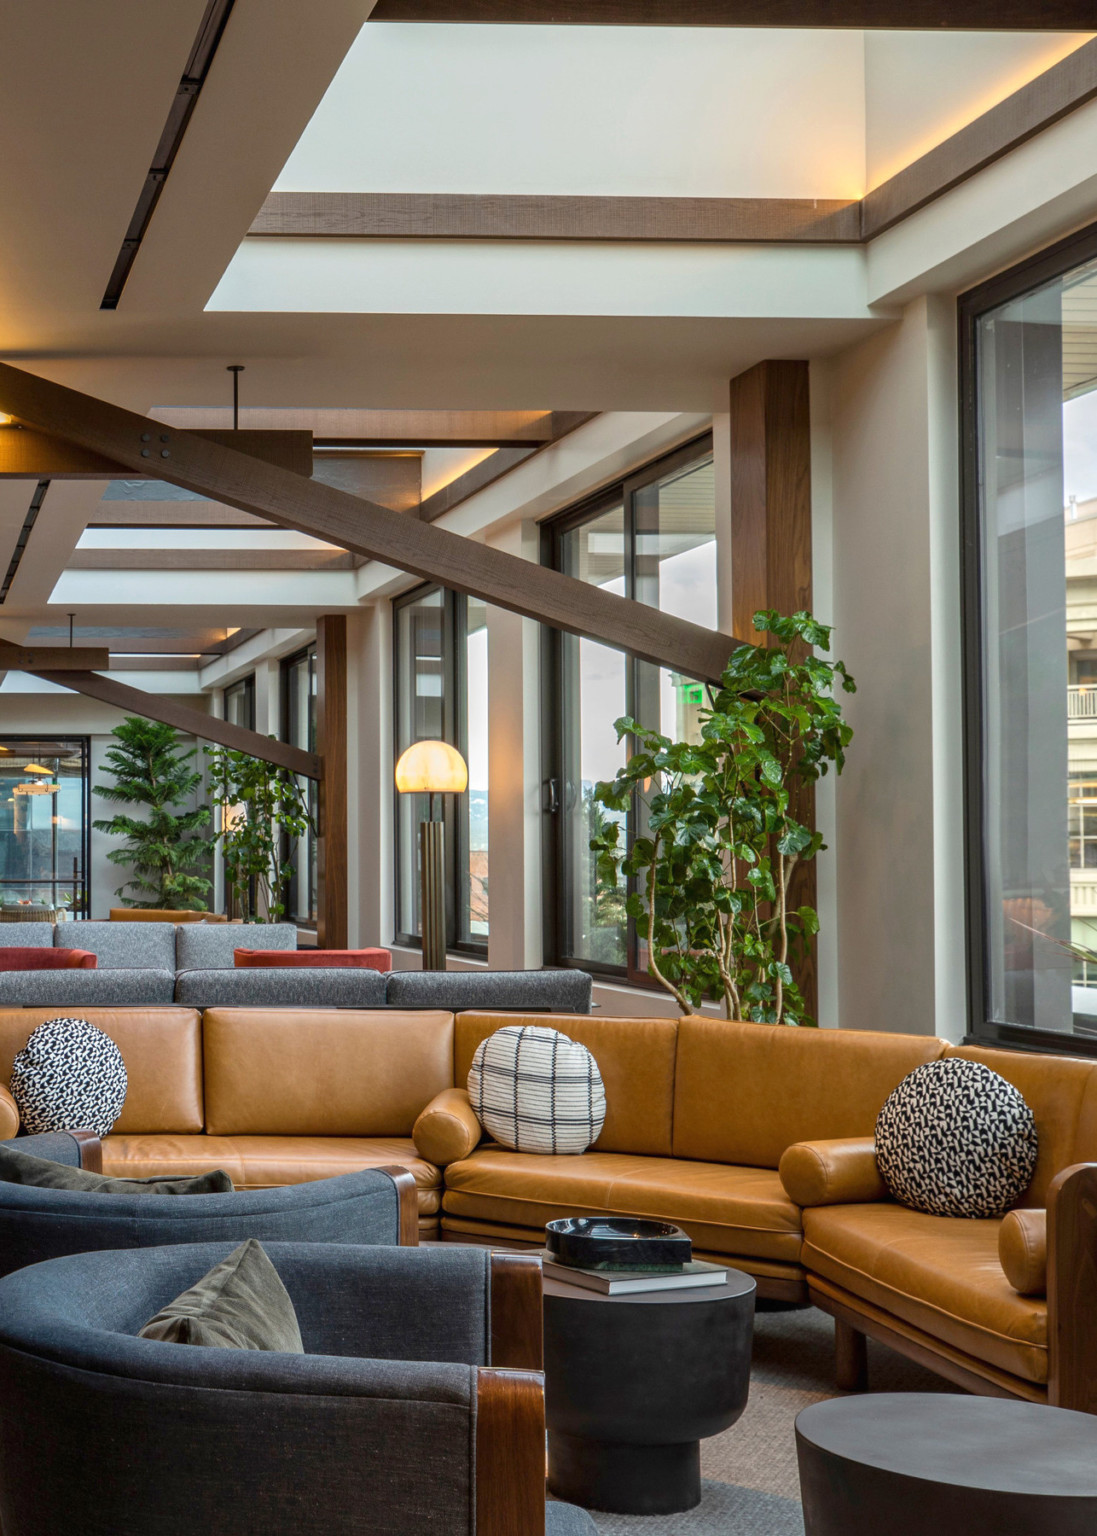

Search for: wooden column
xmin=315 ymin=615 xmax=348 ymax=948
xmin=728 ymin=360 xmax=816 ymax=1017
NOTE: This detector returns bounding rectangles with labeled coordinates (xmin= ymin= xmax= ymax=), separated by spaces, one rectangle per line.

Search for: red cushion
xmin=233 ymin=947 xmax=392 ymax=973
xmin=0 ymin=948 xmax=97 ymax=971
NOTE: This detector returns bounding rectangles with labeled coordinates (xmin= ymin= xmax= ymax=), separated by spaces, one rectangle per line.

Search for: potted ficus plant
xmin=206 ymin=746 xmax=312 ymax=923
xmin=591 ymin=610 xmax=855 ymax=1025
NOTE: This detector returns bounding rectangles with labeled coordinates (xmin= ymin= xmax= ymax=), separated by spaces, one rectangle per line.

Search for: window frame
xmin=541 ymin=433 xmax=715 ymax=980
xmin=960 ymin=215 xmax=1097 ymax=1060
xmin=0 ymin=736 xmax=90 ymax=920
xmin=222 ymin=673 xmax=255 ymax=731
xmin=392 ymin=583 xmax=487 ymax=958
xmin=280 ymin=644 xmax=318 ymax=929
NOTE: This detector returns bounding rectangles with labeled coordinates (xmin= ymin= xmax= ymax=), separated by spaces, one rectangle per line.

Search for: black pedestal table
xmin=542 ymin=1270 xmax=755 ymax=1515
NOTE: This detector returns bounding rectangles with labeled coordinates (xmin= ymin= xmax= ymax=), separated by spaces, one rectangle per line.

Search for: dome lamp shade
xmin=394 ymin=740 xmax=468 ymax=795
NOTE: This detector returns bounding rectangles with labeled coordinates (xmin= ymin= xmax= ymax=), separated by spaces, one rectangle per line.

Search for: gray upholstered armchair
xmin=0 ymin=1132 xmax=418 ymax=1280
xmin=0 ymin=1242 xmax=595 ymax=1536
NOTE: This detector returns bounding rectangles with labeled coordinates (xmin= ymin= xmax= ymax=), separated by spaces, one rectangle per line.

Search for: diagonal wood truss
xmin=0 ymin=362 xmax=741 ymax=684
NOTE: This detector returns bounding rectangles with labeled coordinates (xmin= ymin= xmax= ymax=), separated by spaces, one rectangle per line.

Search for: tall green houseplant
xmin=592 ymin=610 xmax=854 ymax=1025
xmin=206 ymin=746 xmax=312 ymax=923
xmin=92 ymin=717 xmax=212 ymax=910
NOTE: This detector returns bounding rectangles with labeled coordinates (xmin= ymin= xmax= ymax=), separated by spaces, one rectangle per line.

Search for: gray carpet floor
xmin=583 ymin=1303 xmax=958 ymax=1535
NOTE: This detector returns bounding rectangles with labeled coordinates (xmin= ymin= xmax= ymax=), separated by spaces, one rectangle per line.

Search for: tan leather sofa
xmin=1 ymin=1005 xmax=1095 ymax=1410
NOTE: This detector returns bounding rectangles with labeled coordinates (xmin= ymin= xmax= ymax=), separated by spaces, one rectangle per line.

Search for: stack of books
xmin=540 ymin=1251 xmax=727 ymax=1295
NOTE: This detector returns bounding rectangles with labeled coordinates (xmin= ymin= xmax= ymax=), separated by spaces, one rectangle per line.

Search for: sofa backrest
xmin=946 ymin=1043 xmax=1097 ymax=1206
xmin=0 ymin=1006 xmax=203 ymax=1133
xmin=202 ymin=1008 xmax=455 ymax=1136
xmin=60 ymin=922 xmax=176 ymax=971
xmin=0 ymin=925 xmax=52 ymax=948
xmin=673 ymin=1018 xmax=947 ymax=1168
xmin=454 ymin=1011 xmax=679 ymax=1156
xmin=387 ymin=969 xmax=593 ymax=1013
xmin=176 ymin=923 xmax=296 ymax=971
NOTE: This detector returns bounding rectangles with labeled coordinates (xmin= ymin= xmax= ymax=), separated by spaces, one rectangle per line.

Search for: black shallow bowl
xmin=545 ymin=1216 xmax=693 ymax=1271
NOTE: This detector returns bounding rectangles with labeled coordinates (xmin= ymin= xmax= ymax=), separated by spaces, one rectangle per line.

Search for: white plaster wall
xmin=864 ymin=31 xmax=1091 ymax=189
xmin=828 ymin=297 xmax=966 ymax=1039
xmin=277 ymin=25 xmax=865 ymax=199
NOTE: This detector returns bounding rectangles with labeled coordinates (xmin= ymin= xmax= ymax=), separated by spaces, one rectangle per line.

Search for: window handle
xmin=544 ymin=777 xmax=560 ymax=814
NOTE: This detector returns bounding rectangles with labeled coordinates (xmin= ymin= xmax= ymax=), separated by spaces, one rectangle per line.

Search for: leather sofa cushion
xmin=443 ymin=1148 xmax=803 ymax=1262
xmin=946 ymin=1044 xmax=1097 ymax=1205
xmin=0 ymin=1007 xmax=203 ymax=1133
xmin=0 ymin=1085 xmax=18 ymax=1139
xmin=203 ymin=1009 xmax=454 ymax=1136
xmin=102 ymin=1133 xmax=442 ymax=1211
xmin=674 ymin=1017 xmax=946 ymax=1167
xmin=454 ymin=1013 xmax=678 ymax=1156
xmin=0 ymin=947 xmax=96 ymax=970
xmin=234 ymin=948 xmax=392 ymax=972
xmin=803 ymin=1203 xmax=1047 ymax=1384
xmin=999 ymin=1208 xmax=1046 ymax=1297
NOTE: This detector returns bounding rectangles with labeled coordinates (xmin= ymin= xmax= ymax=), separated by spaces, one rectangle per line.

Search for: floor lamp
xmin=394 ymin=740 xmax=468 ymax=971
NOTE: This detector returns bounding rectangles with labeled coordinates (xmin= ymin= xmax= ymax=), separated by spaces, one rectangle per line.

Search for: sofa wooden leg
xmin=835 ymin=1317 xmax=868 ymax=1392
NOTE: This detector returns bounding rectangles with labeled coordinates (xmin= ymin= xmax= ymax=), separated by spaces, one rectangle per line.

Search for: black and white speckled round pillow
xmin=467 ymin=1024 xmax=605 ymax=1155
xmin=10 ymin=1017 xmax=128 ymax=1139
xmin=875 ymin=1058 xmax=1037 ymax=1219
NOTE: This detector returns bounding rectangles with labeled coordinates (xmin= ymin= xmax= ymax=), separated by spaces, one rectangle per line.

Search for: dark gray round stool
xmin=796 ymin=1393 xmax=1097 ymax=1536
xmin=543 ymin=1271 xmax=755 ymax=1515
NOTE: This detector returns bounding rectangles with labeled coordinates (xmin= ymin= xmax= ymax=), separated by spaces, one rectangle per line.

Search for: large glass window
xmin=393 ymin=586 xmax=488 ymax=953
xmin=544 ymin=439 xmax=716 ymax=977
xmin=223 ymin=674 xmax=255 ymax=730
xmin=0 ymin=739 xmax=89 ymax=919
xmin=963 ymin=224 xmax=1097 ymax=1051
xmin=281 ymin=646 xmax=317 ymax=926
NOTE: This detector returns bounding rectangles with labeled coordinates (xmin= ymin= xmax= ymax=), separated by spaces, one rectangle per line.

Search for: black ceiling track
xmin=0 ymin=481 xmax=50 ymax=605
xmin=100 ymin=0 xmax=236 ymax=310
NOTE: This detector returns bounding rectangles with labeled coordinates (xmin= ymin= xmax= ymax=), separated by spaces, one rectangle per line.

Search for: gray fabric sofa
xmin=0 ymin=1242 xmax=596 ymax=1536
xmin=0 ymin=921 xmax=594 ymax=1012
xmin=0 ymin=1154 xmax=408 ymax=1281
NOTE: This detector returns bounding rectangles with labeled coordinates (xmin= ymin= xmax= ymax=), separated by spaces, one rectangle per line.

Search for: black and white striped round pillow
xmin=875 ymin=1059 xmax=1037 ymax=1219
xmin=10 ymin=1017 xmax=128 ymax=1139
xmin=467 ymin=1025 xmax=606 ymax=1155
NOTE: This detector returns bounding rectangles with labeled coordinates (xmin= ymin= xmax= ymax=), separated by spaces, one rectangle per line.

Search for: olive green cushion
xmin=138 ymin=1239 xmax=304 ymax=1352
xmin=0 ymin=1143 xmax=233 ymax=1196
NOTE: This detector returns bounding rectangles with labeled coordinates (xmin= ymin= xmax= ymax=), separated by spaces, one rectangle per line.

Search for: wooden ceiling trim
xmin=367 ymin=2 xmax=1097 ymax=25
xmin=861 ymin=37 xmax=1097 ymax=239
xmin=67 ymin=549 xmax=361 ymax=571
xmin=0 ymin=427 xmax=313 ymax=479
xmin=0 ymin=362 xmax=740 ymax=683
xmin=249 ymin=192 xmax=861 ymax=244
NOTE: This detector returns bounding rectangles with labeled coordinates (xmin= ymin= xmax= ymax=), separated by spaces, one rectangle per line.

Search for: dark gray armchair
xmin=0 ymin=1132 xmax=418 ymax=1280
xmin=0 ymin=1241 xmax=595 ymax=1536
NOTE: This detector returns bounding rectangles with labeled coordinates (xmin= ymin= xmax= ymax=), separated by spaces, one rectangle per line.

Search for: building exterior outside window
xmin=963 ymin=221 xmax=1097 ymax=1053
xmin=0 ymin=738 xmax=89 ymax=919
xmin=393 ymin=586 xmax=488 ymax=954
xmin=542 ymin=437 xmax=716 ymax=980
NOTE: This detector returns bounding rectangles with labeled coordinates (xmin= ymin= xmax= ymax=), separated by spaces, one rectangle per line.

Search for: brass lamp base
xmin=420 ymin=819 xmax=447 ymax=971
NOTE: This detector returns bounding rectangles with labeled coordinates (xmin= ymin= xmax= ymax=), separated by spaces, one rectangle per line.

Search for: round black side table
xmin=543 ymin=1271 xmax=755 ymax=1516
xmin=796 ymin=1393 xmax=1097 ymax=1536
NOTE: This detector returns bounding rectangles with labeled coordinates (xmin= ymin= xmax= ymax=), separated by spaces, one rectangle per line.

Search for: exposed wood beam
xmin=0 ymin=363 xmax=740 ymax=684
xmin=154 ymin=406 xmax=561 ymax=449
xmin=29 ymin=669 xmax=321 ymax=779
xmin=250 ymin=192 xmax=860 ymax=244
xmin=0 ymin=426 xmax=313 ymax=479
xmin=727 ymin=359 xmax=816 ymax=1018
xmin=369 ymin=1 xmax=1097 ymax=24
xmin=316 ymin=615 xmax=348 ymax=948
xmin=0 ymin=641 xmax=109 ymax=671
xmin=861 ymin=36 xmax=1097 ymax=239
xmin=250 ymin=41 xmax=1097 ymax=249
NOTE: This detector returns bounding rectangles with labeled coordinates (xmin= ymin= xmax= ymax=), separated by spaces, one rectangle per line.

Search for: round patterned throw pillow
xmin=10 ymin=1017 xmax=128 ymax=1139
xmin=467 ymin=1025 xmax=606 ymax=1155
xmin=875 ymin=1059 xmax=1037 ymax=1219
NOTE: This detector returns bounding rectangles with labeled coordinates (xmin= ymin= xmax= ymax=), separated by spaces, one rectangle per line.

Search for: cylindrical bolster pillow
xmin=0 ymin=1085 xmax=19 ymax=1139
xmin=999 ymin=1207 xmax=1047 ymax=1296
xmin=413 ymin=1088 xmax=482 ymax=1166
xmin=779 ymin=1138 xmax=887 ymax=1207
